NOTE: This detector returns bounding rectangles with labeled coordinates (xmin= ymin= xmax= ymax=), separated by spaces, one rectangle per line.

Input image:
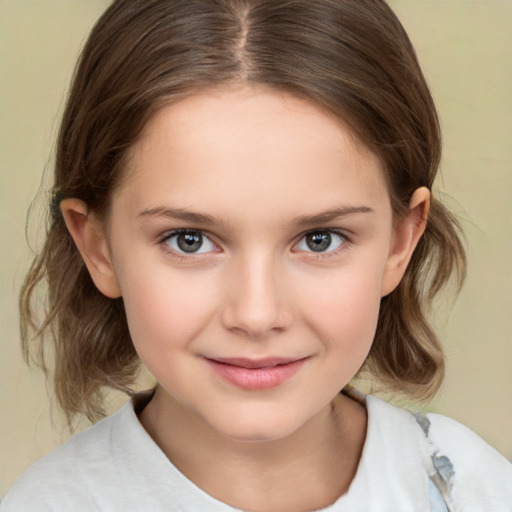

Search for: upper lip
xmin=205 ymin=357 xmax=307 ymax=369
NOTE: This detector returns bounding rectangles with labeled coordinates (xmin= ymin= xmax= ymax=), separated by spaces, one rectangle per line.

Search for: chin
xmin=207 ymin=409 xmax=308 ymax=444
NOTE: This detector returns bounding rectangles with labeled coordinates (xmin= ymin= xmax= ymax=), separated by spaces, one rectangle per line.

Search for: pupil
xmin=177 ymin=232 xmax=202 ymax=252
xmin=306 ymin=232 xmax=331 ymax=252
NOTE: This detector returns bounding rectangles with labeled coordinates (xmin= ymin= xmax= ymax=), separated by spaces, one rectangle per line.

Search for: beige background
xmin=1 ymin=0 xmax=511 ymax=495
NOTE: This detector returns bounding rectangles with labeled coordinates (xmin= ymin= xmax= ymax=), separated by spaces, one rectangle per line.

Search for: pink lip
xmin=205 ymin=357 xmax=308 ymax=390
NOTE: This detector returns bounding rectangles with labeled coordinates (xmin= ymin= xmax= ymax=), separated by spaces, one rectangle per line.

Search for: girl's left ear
xmin=381 ymin=187 xmax=430 ymax=297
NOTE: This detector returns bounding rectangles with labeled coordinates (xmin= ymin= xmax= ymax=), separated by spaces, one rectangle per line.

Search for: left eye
xmin=295 ymin=231 xmax=345 ymax=253
xmin=163 ymin=230 xmax=217 ymax=254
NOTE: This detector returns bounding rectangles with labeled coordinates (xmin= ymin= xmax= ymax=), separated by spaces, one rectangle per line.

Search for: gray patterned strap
xmin=415 ymin=413 xmax=456 ymax=512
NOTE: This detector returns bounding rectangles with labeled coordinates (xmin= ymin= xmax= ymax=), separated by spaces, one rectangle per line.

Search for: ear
xmin=381 ymin=187 xmax=430 ymax=297
xmin=61 ymin=198 xmax=122 ymax=298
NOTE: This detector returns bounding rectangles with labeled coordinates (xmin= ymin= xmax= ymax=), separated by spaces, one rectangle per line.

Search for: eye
xmin=295 ymin=230 xmax=346 ymax=253
xmin=162 ymin=230 xmax=217 ymax=254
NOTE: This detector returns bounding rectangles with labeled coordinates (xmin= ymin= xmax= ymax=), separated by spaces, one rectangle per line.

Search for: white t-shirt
xmin=2 ymin=391 xmax=511 ymax=511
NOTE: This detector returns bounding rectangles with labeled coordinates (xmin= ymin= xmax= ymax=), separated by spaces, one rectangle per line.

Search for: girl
xmin=2 ymin=0 xmax=511 ymax=510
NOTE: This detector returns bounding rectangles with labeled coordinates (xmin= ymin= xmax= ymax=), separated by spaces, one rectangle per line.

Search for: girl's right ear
xmin=60 ymin=198 xmax=122 ymax=298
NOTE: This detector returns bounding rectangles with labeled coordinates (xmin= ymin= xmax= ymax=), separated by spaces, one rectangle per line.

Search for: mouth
xmin=204 ymin=356 xmax=308 ymax=390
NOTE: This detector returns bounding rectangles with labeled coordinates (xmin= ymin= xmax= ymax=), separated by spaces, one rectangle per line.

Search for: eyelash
xmin=296 ymin=229 xmax=350 ymax=259
xmin=158 ymin=229 xmax=219 ymax=257
xmin=157 ymin=228 xmax=351 ymax=259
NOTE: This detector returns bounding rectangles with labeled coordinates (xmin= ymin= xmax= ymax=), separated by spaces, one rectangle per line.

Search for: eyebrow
xmin=292 ymin=206 xmax=374 ymax=227
xmin=138 ymin=205 xmax=373 ymax=227
xmin=138 ymin=206 xmax=225 ymax=225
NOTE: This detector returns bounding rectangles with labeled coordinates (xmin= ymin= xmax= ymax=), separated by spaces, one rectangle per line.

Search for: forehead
xmin=115 ymin=84 xmax=390 ymax=221
xmin=132 ymin=85 xmax=369 ymax=164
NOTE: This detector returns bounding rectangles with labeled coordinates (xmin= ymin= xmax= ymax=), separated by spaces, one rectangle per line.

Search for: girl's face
xmin=69 ymin=85 xmax=427 ymax=442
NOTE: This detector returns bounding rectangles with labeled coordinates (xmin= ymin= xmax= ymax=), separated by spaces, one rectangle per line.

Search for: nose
xmin=220 ymin=252 xmax=293 ymax=339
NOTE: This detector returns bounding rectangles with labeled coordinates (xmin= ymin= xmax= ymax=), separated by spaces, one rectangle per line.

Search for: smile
xmin=205 ymin=357 xmax=308 ymax=390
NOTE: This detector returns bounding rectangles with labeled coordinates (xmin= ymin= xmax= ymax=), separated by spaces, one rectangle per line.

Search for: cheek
xmin=300 ymin=260 xmax=384 ymax=354
xmin=118 ymin=266 xmax=219 ymax=353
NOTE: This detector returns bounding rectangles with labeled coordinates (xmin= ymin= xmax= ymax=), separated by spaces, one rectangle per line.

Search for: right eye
xmin=162 ymin=230 xmax=217 ymax=254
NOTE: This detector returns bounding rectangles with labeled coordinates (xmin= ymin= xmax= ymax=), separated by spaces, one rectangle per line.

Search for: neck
xmin=140 ymin=388 xmax=366 ymax=512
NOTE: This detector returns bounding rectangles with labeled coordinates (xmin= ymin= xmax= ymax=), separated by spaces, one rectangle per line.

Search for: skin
xmin=62 ymin=84 xmax=429 ymax=512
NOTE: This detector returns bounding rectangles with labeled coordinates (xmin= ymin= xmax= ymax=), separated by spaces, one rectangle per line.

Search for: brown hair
xmin=20 ymin=0 xmax=466 ymax=424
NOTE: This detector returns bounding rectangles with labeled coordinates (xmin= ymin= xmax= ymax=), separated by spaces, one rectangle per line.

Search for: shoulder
xmin=1 ymin=402 xmax=132 ymax=511
xmin=2 ymin=389 xmax=243 ymax=512
xmin=353 ymin=393 xmax=512 ymax=511
xmin=425 ymin=412 xmax=512 ymax=511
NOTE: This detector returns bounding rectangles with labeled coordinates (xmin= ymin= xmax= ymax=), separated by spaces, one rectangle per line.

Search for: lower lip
xmin=206 ymin=358 xmax=307 ymax=390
